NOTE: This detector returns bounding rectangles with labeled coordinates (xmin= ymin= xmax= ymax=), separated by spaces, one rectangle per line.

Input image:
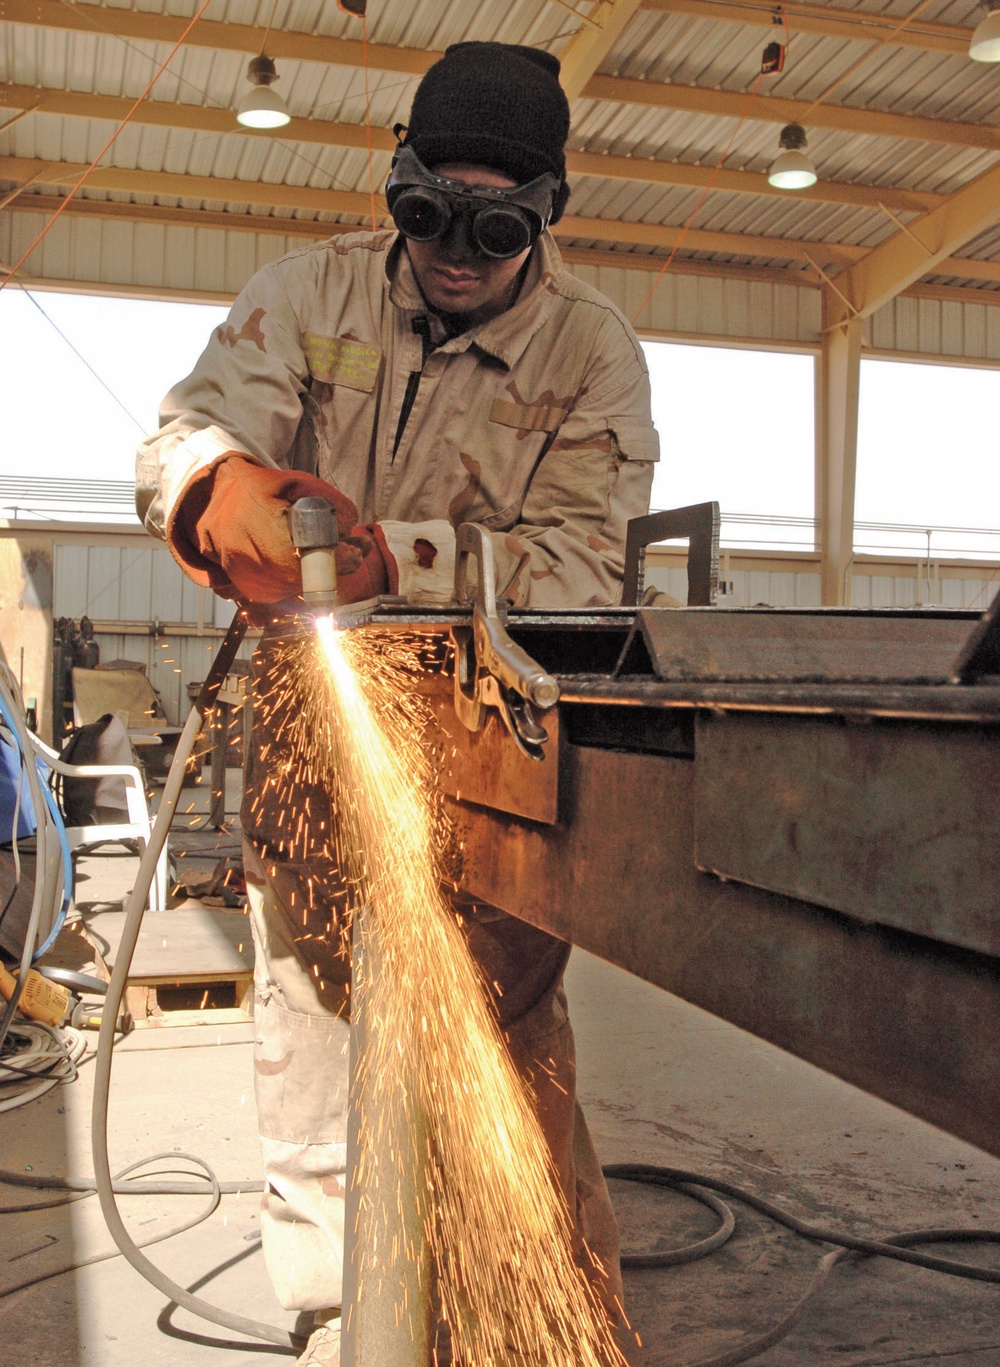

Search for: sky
xmin=1 ymin=288 xmax=997 ymax=558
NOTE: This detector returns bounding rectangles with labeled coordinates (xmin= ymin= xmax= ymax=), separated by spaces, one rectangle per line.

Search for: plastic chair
xmin=28 ymin=733 xmax=169 ymax=913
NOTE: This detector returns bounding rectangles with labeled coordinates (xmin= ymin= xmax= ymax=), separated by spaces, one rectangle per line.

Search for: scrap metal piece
xmin=614 ymin=606 xmax=975 ymax=683
xmin=622 ymin=502 xmax=720 ymax=607
xmin=451 ymin=524 xmax=559 ymax=761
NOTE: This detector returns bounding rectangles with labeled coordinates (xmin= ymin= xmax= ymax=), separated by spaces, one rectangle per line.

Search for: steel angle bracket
xmin=451 ymin=524 xmax=560 ymax=761
xmin=951 ymin=581 xmax=1000 ymax=684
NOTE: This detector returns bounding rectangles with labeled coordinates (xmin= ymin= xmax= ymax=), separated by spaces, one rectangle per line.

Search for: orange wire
xmin=629 ymin=72 xmax=765 ymax=326
xmin=360 ymin=15 xmax=379 ymax=232
xmin=0 ymin=0 xmax=215 ymax=294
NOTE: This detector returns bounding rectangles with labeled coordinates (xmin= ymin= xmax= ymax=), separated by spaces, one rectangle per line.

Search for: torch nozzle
xmin=290 ymin=496 xmax=339 ymax=607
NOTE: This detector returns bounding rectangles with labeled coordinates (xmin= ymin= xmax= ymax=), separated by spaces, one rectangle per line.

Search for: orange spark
xmin=266 ymin=619 xmax=629 ymax=1366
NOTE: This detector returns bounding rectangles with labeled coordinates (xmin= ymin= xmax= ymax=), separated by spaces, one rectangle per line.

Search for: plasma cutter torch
xmin=289 ymin=495 xmax=341 ymax=607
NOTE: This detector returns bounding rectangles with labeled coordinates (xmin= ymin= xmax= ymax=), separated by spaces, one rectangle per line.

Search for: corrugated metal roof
xmin=3 ymin=0 xmax=1000 ymax=323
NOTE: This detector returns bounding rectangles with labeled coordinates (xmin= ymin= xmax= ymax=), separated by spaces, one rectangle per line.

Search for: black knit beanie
xmin=401 ymin=42 xmax=571 ymax=224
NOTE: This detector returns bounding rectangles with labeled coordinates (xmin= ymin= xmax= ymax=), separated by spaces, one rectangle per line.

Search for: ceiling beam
xmin=583 ymin=74 xmax=1000 ymax=152
xmin=4 ymin=0 xmax=996 ymax=152
xmin=0 ymin=155 xmax=867 ymax=265
xmin=558 ymin=0 xmax=648 ymax=101
xmin=1 ymin=0 xmax=437 ymax=76
xmin=7 ymin=192 xmax=347 ymax=240
xmin=8 ymin=193 xmax=1000 ymax=307
xmin=5 ymin=166 xmax=1000 ymax=288
xmin=0 ymin=82 xmax=399 ymax=154
xmin=0 ymin=156 xmax=383 ymax=219
xmin=3 ymin=191 xmax=813 ymax=286
xmin=826 ymin=161 xmax=1000 ymax=326
xmin=0 ymin=83 xmax=943 ymax=215
xmin=642 ymin=0 xmax=971 ymax=57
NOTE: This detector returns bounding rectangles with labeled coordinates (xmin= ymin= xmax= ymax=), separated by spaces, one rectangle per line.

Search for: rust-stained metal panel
xmin=431 ymin=690 xmax=560 ymax=825
xmin=616 ymin=607 xmax=975 ymax=684
xmin=693 ymin=710 xmax=1000 ymax=955
xmin=450 ymin=744 xmax=1000 ymax=1159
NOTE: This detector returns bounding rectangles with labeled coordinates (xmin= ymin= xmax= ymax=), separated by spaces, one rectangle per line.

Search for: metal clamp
xmin=451 ymin=524 xmax=559 ymax=761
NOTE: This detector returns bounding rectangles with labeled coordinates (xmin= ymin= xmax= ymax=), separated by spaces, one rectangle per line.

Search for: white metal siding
xmin=2 ymin=210 xmax=306 ymax=299
xmin=849 ymin=571 xmax=998 ymax=610
xmin=53 ymin=541 xmax=215 ymax=624
xmin=571 ymin=263 xmax=821 ymax=346
xmin=645 ymin=563 xmax=823 ymax=607
xmin=866 ymin=295 xmax=1000 ymax=365
xmin=53 ymin=540 xmax=243 ymax=724
xmin=647 ymin=564 xmax=996 ymax=610
xmin=10 ymin=210 xmax=1000 ymax=362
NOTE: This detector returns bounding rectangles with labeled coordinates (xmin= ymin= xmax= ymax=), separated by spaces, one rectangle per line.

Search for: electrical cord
xmin=606 ymin=1165 xmax=1000 ymax=1367
xmin=0 ymin=1153 xmax=223 ymax=1304
xmin=0 ymin=1164 xmax=261 ymax=1215
xmin=4 ymin=1154 xmax=998 ymax=1364
xmin=0 ymin=1021 xmax=85 ymax=1112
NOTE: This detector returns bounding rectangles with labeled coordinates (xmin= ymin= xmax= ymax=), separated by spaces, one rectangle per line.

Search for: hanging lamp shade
xmin=970 ymin=1 xmax=1000 ymax=60
xmin=768 ymin=123 xmax=818 ymax=190
xmin=236 ymin=55 xmax=292 ymax=129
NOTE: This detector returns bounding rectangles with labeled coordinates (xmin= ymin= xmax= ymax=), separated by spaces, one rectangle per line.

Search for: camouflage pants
xmin=243 ymin=837 xmax=624 ymax=1320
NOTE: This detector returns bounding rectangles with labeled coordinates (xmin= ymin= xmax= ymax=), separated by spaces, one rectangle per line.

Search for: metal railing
xmin=2 ymin=478 xmax=998 ymax=563
xmin=652 ymin=508 xmax=1000 ymax=561
xmin=0 ymin=477 xmax=137 ymax=522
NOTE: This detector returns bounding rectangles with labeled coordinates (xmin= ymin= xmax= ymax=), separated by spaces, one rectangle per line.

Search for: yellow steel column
xmin=816 ymin=289 xmax=862 ymax=606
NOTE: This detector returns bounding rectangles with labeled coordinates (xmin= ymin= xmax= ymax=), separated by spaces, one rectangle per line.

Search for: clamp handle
xmin=451 ymin=523 xmax=560 ymax=759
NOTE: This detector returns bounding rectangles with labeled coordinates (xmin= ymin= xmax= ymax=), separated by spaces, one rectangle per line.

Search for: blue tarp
xmin=0 ymin=732 xmax=38 ymax=841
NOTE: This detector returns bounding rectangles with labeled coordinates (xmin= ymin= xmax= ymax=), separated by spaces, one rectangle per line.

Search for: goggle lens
xmin=473 ymin=205 xmax=532 ymax=259
xmin=391 ymin=189 xmax=451 ymax=243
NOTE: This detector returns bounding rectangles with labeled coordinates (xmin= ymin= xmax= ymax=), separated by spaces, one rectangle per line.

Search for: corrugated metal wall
xmin=9 ymin=209 xmax=1000 ymax=362
xmin=52 ymin=539 xmax=245 ymax=725
xmin=865 ymin=294 xmax=1000 ymax=366
xmin=3 ymin=211 xmax=306 ymax=300
xmin=646 ymin=563 xmax=823 ymax=607
xmin=849 ymin=571 xmax=997 ymax=611
xmin=570 ymin=263 xmax=821 ymax=347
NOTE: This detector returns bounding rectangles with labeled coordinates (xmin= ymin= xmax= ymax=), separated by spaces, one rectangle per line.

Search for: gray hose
xmin=88 ymin=617 xmax=301 ymax=1351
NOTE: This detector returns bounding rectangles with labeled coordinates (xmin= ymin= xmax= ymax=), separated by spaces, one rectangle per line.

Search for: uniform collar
xmin=386 ymin=233 xmax=564 ymax=369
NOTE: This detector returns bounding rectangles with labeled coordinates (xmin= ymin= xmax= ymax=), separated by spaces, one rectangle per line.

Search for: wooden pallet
xmin=86 ymin=902 xmax=255 ymax=1028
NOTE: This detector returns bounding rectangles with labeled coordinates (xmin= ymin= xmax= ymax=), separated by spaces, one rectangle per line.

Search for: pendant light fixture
xmin=236 ymin=54 xmax=292 ymax=129
xmin=767 ymin=123 xmax=818 ymax=190
xmin=970 ymin=0 xmax=1000 ymax=60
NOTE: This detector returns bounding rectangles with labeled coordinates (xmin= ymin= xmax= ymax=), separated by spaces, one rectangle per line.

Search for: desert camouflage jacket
xmin=136 ymin=229 xmax=659 ymax=608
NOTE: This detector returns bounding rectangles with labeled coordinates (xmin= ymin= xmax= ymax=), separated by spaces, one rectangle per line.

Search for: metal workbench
xmin=380 ymin=595 xmax=1000 ymax=1158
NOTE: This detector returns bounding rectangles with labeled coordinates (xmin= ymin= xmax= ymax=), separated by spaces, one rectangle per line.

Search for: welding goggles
xmin=386 ymin=146 xmax=560 ymax=260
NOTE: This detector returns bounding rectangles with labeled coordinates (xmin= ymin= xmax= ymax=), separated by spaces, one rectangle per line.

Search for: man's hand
xmin=167 ymin=455 xmax=392 ymax=605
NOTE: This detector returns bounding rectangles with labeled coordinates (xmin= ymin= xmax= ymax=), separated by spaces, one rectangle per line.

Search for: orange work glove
xmin=167 ymin=455 xmax=391 ymax=605
xmin=335 ymin=523 xmax=397 ymax=603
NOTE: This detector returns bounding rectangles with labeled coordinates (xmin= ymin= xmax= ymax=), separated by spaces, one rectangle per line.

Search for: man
xmin=137 ymin=41 xmax=658 ymax=1366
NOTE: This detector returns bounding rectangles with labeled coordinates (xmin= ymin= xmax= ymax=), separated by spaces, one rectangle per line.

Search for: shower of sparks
xmin=263 ymin=619 xmax=626 ymax=1366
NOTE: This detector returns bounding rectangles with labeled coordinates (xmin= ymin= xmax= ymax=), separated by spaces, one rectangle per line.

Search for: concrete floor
xmin=3 ymin=779 xmax=1000 ymax=1366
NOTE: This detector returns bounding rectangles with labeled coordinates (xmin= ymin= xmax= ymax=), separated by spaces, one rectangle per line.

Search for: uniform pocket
xmin=608 ymin=420 xmax=660 ymax=462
